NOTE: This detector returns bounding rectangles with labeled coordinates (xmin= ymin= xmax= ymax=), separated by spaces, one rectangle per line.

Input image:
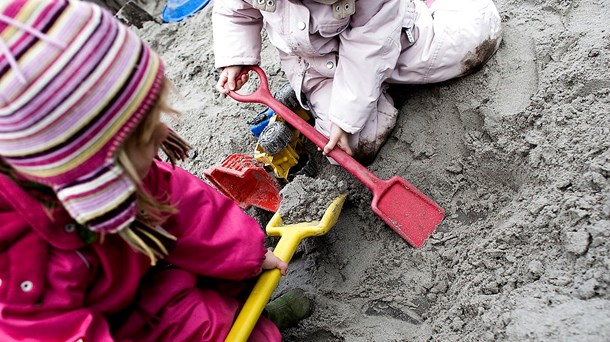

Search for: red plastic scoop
xmin=227 ymin=66 xmax=444 ymax=247
xmin=204 ymin=154 xmax=282 ymax=212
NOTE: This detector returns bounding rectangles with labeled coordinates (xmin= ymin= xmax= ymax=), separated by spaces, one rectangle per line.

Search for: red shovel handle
xmin=227 ymin=65 xmax=382 ymax=191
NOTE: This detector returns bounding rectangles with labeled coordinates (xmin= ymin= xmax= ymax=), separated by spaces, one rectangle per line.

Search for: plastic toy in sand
xmin=162 ymin=0 xmax=211 ymax=22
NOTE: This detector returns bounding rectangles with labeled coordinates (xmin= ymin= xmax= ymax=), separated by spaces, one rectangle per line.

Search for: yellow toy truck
xmin=248 ymin=83 xmax=316 ymax=181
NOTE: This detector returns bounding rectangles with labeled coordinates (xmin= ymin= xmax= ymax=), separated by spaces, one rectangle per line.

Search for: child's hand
xmin=216 ymin=65 xmax=249 ymax=94
xmin=323 ymin=123 xmax=352 ymax=156
xmin=262 ymin=249 xmax=288 ymax=275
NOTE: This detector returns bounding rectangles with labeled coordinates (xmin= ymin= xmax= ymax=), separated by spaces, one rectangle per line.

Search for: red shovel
xmin=227 ymin=66 xmax=444 ymax=247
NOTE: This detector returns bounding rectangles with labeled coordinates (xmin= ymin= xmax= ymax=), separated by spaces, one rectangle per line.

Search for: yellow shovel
xmin=225 ymin=193 xmax=347 ymax=342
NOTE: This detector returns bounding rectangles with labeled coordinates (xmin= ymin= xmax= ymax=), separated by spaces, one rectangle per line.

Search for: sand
xmin=116 ymin=0 xmax=610 ymax=340
xmin=278 ymin=175 xmax=346 ymax=225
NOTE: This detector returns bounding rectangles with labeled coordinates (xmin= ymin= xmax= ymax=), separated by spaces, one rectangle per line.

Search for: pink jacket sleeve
xmin=212 ymin=0 xmax=264 ymax=68
xmin=145 ymin=161 xmax=268 ymax=281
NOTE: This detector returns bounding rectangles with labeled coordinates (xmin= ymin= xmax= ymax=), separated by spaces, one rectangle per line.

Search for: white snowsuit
xmin=213 ymin=0 xmax=502 ymax=164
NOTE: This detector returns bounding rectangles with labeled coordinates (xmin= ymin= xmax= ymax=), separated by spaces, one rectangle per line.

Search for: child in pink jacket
xmin=0 ymin=0 xmax=298 ymax=340
xmin=214 ymin=0 xmax=502 ymax=165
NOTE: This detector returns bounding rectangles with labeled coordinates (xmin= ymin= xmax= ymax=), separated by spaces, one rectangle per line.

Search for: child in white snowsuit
xmin=214 ymin=0 xmax=502 ymax=165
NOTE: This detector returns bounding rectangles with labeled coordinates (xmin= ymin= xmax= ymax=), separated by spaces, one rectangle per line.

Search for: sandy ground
xmin=118 ymin=0 xmax=610 ymax=340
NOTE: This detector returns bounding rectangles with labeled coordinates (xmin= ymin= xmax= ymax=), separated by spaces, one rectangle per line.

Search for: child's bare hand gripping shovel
xmin=227 ymin=66 xmax=445 ymax=248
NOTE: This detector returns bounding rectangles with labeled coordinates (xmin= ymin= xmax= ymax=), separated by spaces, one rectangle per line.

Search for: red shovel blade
xmin=372 ymin=177 xmax=445 ymax=247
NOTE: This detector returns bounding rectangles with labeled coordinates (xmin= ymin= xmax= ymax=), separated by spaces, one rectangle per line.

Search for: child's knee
xmin=459 ymin=35 xmax=502 ymax=76
xmin=351 ymin=93 xmax=398 ymax=166
xmin=419 ymin=0 xmax=502 ymax=80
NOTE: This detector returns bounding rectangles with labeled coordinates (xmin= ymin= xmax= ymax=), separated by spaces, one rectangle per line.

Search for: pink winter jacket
xmin=213 ymin=0 xmax=502 ymax=135
xmin=0 ymin=161 xmax=280 ymax=341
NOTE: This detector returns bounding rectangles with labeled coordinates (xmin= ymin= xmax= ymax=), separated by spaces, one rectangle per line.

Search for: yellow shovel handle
xmin=224 ymin=232 xmax=303 ymax=342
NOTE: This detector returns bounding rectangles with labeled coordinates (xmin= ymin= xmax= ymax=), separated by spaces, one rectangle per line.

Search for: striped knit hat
xmin=0 ymin=0 xmax=164 ymax=233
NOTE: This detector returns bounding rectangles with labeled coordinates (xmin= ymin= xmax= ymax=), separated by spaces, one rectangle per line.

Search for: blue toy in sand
xmin=162 ymin=0 xmax=211 ymax=22
xmin=249 ymin=108 xmax=276 ymax=138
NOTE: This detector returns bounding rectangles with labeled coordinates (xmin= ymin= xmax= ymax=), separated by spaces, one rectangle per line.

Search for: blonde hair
xmin=119 ymin=77 xmax=180 ymax=226
xmin=116 ymin=77 xmax=192 ymax=264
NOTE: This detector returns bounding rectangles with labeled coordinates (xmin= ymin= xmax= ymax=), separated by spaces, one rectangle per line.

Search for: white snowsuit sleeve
xmin=212 ymin=0 xmax=263 ymax=68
